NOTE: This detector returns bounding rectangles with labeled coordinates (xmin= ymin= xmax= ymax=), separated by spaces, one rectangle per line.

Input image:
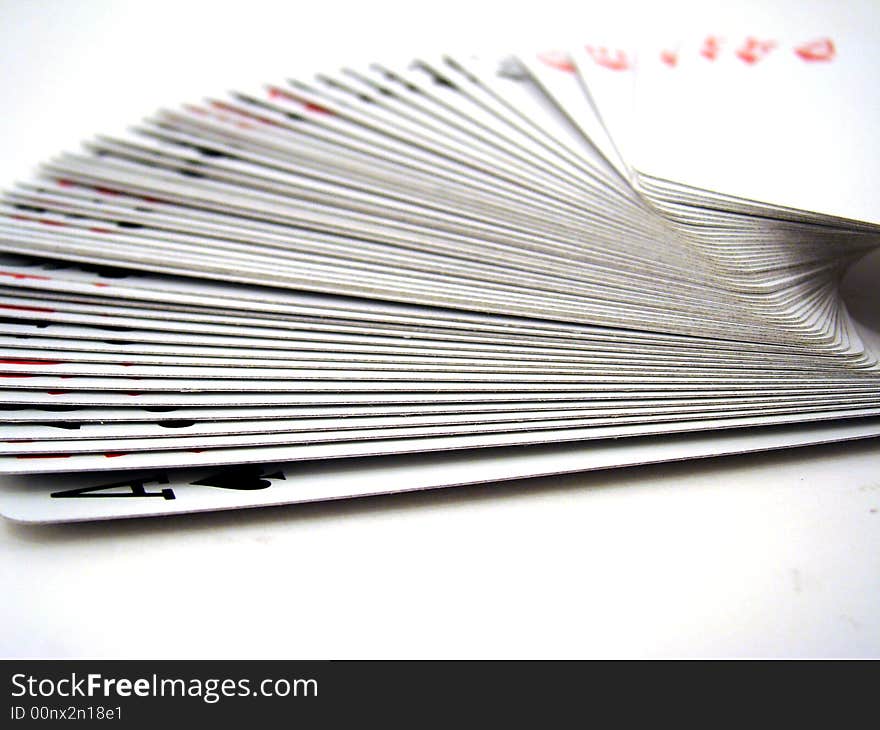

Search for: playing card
xmin=3 ymin=416 xmax=879 ymax=523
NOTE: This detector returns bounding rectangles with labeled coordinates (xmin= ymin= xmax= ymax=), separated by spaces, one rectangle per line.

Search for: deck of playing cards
xmin=1 ymin=34 xmax=878 ymax=522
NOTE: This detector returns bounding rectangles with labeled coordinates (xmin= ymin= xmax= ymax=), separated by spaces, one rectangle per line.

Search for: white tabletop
xmin=1 ymin=0 xmax=878 ymax=659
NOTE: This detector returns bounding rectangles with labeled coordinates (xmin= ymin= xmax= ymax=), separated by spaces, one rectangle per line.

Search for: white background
xmin=1 ymin=0 xmax=878 ymax=658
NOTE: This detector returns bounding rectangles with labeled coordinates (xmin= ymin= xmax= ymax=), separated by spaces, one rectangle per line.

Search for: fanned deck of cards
xmin=1 ymin=34 xmax=879 ymax=522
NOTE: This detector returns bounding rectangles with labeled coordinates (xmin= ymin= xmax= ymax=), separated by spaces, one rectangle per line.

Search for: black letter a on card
xmin=51 ymin=474 xmax=175 ymax=500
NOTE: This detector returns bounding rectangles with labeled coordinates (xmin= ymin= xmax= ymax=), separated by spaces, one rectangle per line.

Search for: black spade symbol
xmin=191 ymin=466 xmax=285 ymax=491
